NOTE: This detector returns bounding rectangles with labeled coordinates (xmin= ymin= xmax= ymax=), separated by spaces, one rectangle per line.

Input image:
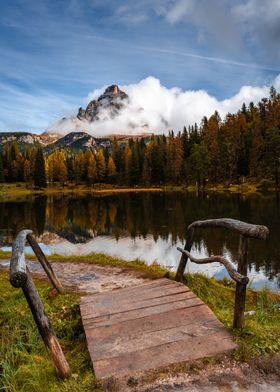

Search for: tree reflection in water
xmin=0 ymin=192 xmax=279 ymax=287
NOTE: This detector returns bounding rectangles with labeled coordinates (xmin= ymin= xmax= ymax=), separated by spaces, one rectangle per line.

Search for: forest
xmin=0 ymin=87 xmax=280 ymax=188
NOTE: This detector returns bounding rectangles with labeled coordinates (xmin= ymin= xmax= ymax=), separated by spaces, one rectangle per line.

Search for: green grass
xmin=183 ymin=274 xmax=280 ymax=360
xmin=0 ymin=272 xmax=103 ymax=392
xmin=1 ymin=253 xmax=280 ymax=390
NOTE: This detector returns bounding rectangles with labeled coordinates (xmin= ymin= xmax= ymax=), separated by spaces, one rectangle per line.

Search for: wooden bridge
xmin=9 ymin=218 xmax=269 ymax=380
xmin=80 ymin=278 xmax=237 ymax=379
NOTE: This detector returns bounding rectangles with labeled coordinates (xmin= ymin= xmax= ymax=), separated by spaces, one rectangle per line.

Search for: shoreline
xmin=0 ymin=181 xmax=276 ymax=200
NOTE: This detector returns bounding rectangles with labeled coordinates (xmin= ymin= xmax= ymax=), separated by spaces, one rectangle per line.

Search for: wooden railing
xmin=9 ymin=229 xmax=71 ymax=379
xmin=175 ymin=218 xmax=269 ymax=329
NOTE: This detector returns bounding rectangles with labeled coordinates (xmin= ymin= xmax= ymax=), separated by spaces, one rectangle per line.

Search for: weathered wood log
xmin=233 ymin=235 xmax=249 ymax=329
xmin=10 ymin=229 xmax=32 ymax=287
xmin=10 ymin=230 xmax=71 ymax=378
xmin=188 ymin=218 xmax=269 ymax=240
xmin=177 ymin=247 xmax=249 ymax=285
xmin=175 ymin=227 xmax=194 ymax=282
xmin=22 ymin=268 xmax=71 ymax=379
xmin=27 ymin=233 xmax=64 ymax=293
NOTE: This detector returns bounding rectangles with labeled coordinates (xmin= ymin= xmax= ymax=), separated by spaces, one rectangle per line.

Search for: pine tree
xmin=34 ymin=148 xmax=47 ymax=188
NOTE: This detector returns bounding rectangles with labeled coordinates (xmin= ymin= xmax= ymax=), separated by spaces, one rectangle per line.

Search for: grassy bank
xmin=0 ymin=180 xmax=275 ymax=201
xmin=1 ymin=253 xmax=280 ymax=391
xmin=0 ymin=183 xmax=163 ymax=201
xmin=0 ymin=271 xmax=103 ymax=392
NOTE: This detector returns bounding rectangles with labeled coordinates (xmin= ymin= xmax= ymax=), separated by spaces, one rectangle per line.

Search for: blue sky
xmin=1 ymin=0 xmax=280 ymax=133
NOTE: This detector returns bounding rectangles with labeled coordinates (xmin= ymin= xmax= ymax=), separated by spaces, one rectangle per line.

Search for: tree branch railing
xmin=175 ymin=218 xmax=269 ymax=329
xmin=177 ymin=248 xmax=249 ymax=285
xmin=9 ymin=229 xmax=71 ymax=379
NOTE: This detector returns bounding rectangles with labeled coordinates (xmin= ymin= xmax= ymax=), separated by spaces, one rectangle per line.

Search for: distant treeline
xmin=1 ymin=86 xmax=280 ymax=187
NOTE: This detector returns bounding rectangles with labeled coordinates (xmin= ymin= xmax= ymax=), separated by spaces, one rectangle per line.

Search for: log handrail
xmin=11 ymin=229 xmax=64 ymax=293
xmin=187 ymin=218 xmax=269 ymax=240
xmin=175 ymin=218 xmax=269 ymax=329
xmin=9 ymin=230 xmax=71 ymax=379
xmin=177 ymin=247 xmax=249 ymax=285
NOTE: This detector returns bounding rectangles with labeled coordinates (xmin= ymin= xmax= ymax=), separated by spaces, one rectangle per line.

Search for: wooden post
xmin=22 ymin=268 xmax=71 ymax=378
xmin=233 ymin=235 xmax=249 ymax=329
xmin=10 ymin=231 xmax=71 ymax=379
xmin=10 ymin=229 xmax=32 ymax=287
xmin=175 ymin=227 xmax=194 ymax=282
xmin=27 ymin=233 xmax=64 ymax=293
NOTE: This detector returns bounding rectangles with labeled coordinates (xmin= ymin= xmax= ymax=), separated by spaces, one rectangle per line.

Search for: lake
xmin=1 ymin=191 xmax=280 ymax=291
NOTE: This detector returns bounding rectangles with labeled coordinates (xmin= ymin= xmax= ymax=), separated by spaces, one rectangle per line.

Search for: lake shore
xmin=0 ymin=181 xmax=273 ymax=201
xmin=1 ymin=252 xmax=280 ymax=391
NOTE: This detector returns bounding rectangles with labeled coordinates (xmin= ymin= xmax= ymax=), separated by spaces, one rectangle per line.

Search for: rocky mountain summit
xmin=77 ymin=84 xmax=128 ymax=122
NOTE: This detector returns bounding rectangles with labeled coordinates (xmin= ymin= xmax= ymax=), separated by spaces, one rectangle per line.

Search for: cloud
xmin=48 ymin=75 xmax=278 ymax=136
xmin=0 ymin=82 xmax=77 ymax=133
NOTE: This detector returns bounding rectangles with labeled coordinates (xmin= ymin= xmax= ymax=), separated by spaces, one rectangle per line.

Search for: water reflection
xmin=1 ymin=192 xmax=280 ymax=290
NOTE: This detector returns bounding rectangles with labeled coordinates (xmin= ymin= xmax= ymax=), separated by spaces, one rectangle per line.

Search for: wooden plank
xmin=88 ymin=317 xmax=224 ymax=361
xmin=81 ymin=290 xmax=195 ymax=319
xmin=84 ymin=304 xmax=217 ymax=344
xmin=80 ymin=279 xmax=238 ymax=380
xmin=80 ymin=284 xmax=190 ymax=315
xmin=80 ymin=278 xmax=177 ymax=304
xmin=82 ymin=297 xmax=203 ymax=328
xmin=93 ymin=332 xmax=238 ymax=379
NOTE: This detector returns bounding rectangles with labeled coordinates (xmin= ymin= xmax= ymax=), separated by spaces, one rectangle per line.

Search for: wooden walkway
xmin=80 ymin=278 xmax=237 ymax=379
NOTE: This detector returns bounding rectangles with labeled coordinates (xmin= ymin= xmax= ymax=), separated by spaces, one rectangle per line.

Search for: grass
xmin=0 ymin=272 xmax=103 ymax=392
xmin=0 ymin=182 xmax=163 ymax=201
xmin=1 ymin=253 xmax=280 ymax=390
xmin=183 ymin=274 xmax=280 ymax=360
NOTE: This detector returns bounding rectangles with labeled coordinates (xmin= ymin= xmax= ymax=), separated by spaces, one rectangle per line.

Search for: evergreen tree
xmin=34 ymin=148 xmax=47 ymax=188
xmin=0 ymin=156 xmax=4 ymax=182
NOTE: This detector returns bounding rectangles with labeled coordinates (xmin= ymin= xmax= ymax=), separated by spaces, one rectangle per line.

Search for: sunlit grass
xmin=0 ymin=272 xmax=103 ymax=392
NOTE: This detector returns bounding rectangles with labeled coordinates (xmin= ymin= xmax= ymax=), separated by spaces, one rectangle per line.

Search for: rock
xmin=77 ymin=84 xmax=129 ymax=122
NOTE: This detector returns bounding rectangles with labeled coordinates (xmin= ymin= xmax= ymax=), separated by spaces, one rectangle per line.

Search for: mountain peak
xmin=77 ymin=84 xmax=128 ymax=122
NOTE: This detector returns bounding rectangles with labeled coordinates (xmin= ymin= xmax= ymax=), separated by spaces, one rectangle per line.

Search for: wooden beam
xmin=10 ymin=230 xmax=71 ymax=379
xmin=233 ymin=235 xmax=249 ymax=329
xmin=10 ymin=229 xmax=32 ymax=287
xmin=175 ymin=227 xmax=194 ymax=282
xmin=27 ymin=233 xmax=64 ymax=293
xmin=188 ymin=218 xmax=269 ymax=240
xmin=22 ymin=268 xmax=71 ymax=378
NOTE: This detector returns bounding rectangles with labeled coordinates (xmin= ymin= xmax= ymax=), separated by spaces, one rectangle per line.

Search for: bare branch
xmin=177 ymin=247 xmax=249 ymax=285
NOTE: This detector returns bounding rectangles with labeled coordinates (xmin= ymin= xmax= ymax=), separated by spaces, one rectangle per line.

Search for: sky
xmin=1 ymin=0 xmax=280 ymax=134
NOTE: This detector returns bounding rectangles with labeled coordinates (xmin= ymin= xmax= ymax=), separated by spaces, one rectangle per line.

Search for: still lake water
xmin=1 ymin=191 xmax=280 ymax=291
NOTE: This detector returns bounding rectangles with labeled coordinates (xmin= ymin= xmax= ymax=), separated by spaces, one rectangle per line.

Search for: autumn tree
xmin=96 ymin=149 xmax=106 ymax=182
xmin=87 ymin=152 xmax=97 ymax=185
xmin=107 ymin=156 xmax=116 ymax=182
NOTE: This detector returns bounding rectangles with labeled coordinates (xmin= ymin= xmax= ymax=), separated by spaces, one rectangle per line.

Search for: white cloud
xmin=48 ymin=75 xmax=278 ymax=136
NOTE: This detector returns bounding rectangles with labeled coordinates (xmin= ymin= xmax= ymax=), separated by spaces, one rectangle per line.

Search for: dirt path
xmin=1 ymin=259 xmax=280 ymax=392
xmin=0 ymin=259 xmax=147 ymax=294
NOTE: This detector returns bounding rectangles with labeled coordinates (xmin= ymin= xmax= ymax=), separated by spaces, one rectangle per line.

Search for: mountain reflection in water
xmin=0 ymin=191 xmax=280 ymax=291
